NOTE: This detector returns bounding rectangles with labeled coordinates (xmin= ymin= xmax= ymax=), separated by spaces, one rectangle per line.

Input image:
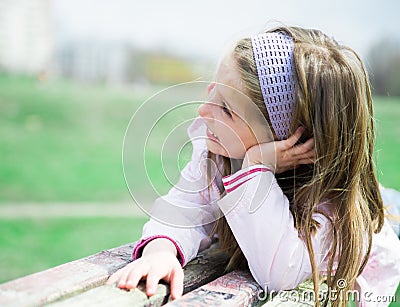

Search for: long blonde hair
xmin=209 ymin=26 xmax=384 ymax=307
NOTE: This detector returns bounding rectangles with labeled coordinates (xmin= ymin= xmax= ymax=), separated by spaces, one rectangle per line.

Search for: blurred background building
xmin=0 ymin=0 xmax=53 ymax=75
xmin=55 ymin=40 xmax=130 ymax=83
xmin=0 ymin=0 xmax=208 ymax=85
xmin=0 ymin=0 xmax=399 ymax=92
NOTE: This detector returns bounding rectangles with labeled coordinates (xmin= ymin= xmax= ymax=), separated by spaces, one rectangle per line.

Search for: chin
xmin=206 ymin=140 xmax=229 ymax=157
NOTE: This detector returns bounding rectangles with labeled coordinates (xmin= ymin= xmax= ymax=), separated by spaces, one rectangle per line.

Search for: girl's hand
xmin=243 ymin=127 xmax=315 ymax=173
xmin=106 ymin=240 xmax=184 ymax=300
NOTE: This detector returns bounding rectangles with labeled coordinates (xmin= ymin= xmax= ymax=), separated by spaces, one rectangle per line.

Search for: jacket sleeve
xmin=132 ymin=117 xmax=220 ymax=266
xmin=218 ymin=165 xmax=333 ymax=291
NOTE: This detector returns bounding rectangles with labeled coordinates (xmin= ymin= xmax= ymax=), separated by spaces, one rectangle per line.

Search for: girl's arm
xmin=218 ymin=167 xmax=332 ymax=291
xmin=132 ymin=117 xmax=220 ymax=265
xmin=108 ymin=117 xmax=218 ymax=298
xmin=142 ymin=237 xmax=177 ymax=257
xmin=218 ymin=131 xmax=329 ymax=291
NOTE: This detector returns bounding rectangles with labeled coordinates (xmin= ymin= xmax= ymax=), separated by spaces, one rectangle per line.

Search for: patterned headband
xmin=251 ymin=32 xmax=295 ymax=140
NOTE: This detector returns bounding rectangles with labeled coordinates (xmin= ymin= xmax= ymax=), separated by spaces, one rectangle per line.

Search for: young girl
xmin=108 ymin=27 xmax=400 ymax=306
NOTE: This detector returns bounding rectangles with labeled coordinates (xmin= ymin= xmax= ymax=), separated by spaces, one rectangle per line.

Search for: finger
xmin=290 ymin=138 xmax=315 ymax=156
xmin=278 ymin=151 xmax=315 ymax=171
xmin=294 ymin=147 xmax=316 ymax=160
xmin=302 ymin=137 xmax=314 ymax=149
xmin=169 ymin=267 xmax=184 ymax=300
xmin=117 ymin=266 xmax=134 ymax=288
xmin=296 ymin=154 xmax=315 ymax=165
xmin=107 ymin=269 xmax=124 ymax=285
xmin=145 ymin=269 xmax=164 ymax=296
xmin=124 ymin=265 xmax=148 ymax=290
xmin=297 ymin=157 xmax=316 ymax=165
xmin=118 ymin=262 xmax=147 ymax=289
xmin=280 ymin=127 xmax=305 ymax=150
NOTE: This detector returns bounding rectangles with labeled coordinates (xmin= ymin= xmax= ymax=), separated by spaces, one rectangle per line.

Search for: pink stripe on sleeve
xmin=222 ymin=165 xmax=272 ymax=193
xmin=222 ymin=167 xmax=270 ymax=186
xmin=225 ymin=177 xmax=255 ymax=193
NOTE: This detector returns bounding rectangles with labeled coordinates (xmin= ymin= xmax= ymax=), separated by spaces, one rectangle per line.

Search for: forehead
xmin=216 ymin=55 xmax=243 ymax=92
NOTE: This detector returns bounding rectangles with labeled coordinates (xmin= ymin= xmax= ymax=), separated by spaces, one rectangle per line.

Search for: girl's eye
xmin=221 ymin=102 xmax=232 ymax=118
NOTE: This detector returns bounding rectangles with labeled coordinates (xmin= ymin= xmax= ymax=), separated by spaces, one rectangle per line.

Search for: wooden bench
xmin=0 ymin=242 xmax=324 ymax=306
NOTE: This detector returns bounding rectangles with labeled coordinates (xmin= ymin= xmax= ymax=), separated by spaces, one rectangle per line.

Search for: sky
xmin=52 ymin=0 xmax=400 ymax=62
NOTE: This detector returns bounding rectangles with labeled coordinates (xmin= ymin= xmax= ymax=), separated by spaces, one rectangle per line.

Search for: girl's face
xmin=198 ymin=55 xmax=272 ymax=159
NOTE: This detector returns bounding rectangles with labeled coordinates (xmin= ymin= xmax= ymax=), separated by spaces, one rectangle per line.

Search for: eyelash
xmin=221 ymin=102 xmax=232 ymax=118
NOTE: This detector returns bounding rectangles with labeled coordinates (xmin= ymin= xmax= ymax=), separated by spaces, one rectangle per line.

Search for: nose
xmin=197 ymin=101 xmax=214 ymax=119
xmin=198 ymin=82 xmax=217 ymax=119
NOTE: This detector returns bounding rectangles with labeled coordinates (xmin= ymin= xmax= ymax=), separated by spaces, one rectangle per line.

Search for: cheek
xmin=240 ymin=128 xmax=258 ymax=149
xmin=216 ymin=122 xmax=251 ymax=158
xmin=216 ymin=121 xmax=239 ymax=144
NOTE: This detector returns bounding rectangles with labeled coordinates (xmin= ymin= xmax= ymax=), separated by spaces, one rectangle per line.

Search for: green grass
xmin=0 ymin=74 xmax=199 ymax=201
xmin=0 ymin=217 xmax=147 ymax=283
xmin=0 ymin=75 xmax=399 ymax=293
xmin=0 ymin=74 xmax=199 ymax=283
xmin=374 ymin=96 xmax=400 ymax=190
xmin=0 ymin=74 xmax=399 ymax=201
xmin=0 ymin=75 xmax=135 ymax=201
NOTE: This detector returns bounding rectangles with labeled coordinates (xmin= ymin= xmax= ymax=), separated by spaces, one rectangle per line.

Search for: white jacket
xmin=132 ymin=117 xmax=400 ymax=306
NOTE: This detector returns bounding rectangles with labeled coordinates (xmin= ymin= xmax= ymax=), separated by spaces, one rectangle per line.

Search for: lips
xmin=206 ymin=127 xmax=219 ymax=142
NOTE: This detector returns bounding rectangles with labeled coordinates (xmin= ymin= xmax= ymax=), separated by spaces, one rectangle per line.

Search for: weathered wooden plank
xmin=180 ymin=243 xmax=229 ymax=293
xmin=0 ymin=242 xmax=135 ymax=307
xmin=164 ymin=270 xmax=262 ymax=307
xmin=50 ymin=284 xmax=170 ymax=307
xmin=0 ymin=237 xmax=328 ymax=307
xmin=47 ymin=243 xmax=230 ymax=307
xmin=164 ymin=270 xmax=328 ymax=307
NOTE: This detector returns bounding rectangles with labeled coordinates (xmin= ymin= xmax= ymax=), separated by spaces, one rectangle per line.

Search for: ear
xmin=207 ymin=82 xmax=216 ymax=95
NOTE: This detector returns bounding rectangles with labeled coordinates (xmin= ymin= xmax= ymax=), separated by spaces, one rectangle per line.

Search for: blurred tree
xmin=367 ymin=38 xmax=400 ymax=96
